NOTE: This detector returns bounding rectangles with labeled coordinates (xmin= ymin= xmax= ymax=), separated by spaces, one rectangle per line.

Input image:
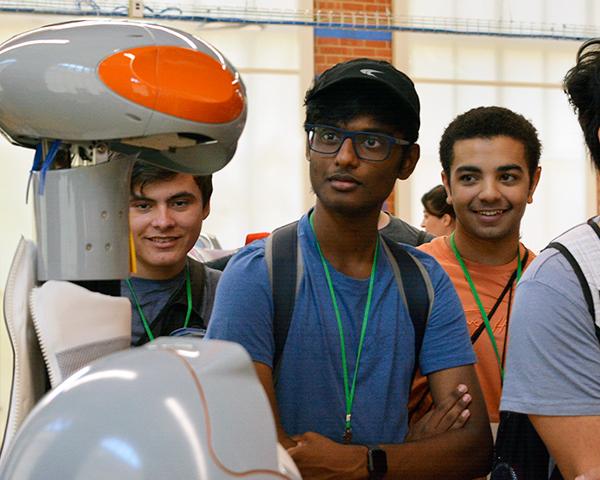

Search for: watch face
xmin=368 ymin=447 xmax=388 ymax=475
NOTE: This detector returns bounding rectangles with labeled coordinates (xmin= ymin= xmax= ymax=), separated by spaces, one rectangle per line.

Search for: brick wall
xmin=313 ymin=0 xmax=396 ymax=213
xmin=314 ymin=0 xmax=393 ymax=75
xmin=315 ymin=37 xmax=393 ymax=75
xmin=316 ymin=1 xmax=391 ymax=11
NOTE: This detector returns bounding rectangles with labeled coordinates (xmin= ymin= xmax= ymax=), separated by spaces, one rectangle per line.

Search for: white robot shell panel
xmin=0 ymin=339 xmax=293 ymax=479
xmin=0 ymin=20 xmax=247 ymax=174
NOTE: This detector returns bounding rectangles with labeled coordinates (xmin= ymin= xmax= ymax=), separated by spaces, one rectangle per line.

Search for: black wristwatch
xmin=367 ymin=445 xmax=387 ymax=479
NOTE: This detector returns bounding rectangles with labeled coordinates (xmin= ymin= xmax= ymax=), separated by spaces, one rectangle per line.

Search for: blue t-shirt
xmin=207 ymin=213 xmax=475 ymax=444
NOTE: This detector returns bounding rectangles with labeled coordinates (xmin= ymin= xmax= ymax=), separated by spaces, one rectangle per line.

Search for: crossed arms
xmin=255 ymin=361 xmax=492 ymax=480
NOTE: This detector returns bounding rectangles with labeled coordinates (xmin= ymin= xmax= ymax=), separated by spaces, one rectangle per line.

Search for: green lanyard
xmin=309 ymin=213 xmax=379 ymax=443
xmin=125 ymin=263 xmax=193 ymax=342
xmin=449 ymin=232 xmax=521 ymax=379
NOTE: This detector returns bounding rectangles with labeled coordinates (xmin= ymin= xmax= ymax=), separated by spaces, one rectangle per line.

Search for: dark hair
xmin=304 ymin=63 xmax=420 ymax=143
xmin=564 ymin=40 xmax=600 ymax=170
xmin=130 ymin=161 xmax=213 ymax=206
xmin=439 ymin=106 xmax=541 ymax=184
xmin=421 ymin=184 xmax=455 ymax=218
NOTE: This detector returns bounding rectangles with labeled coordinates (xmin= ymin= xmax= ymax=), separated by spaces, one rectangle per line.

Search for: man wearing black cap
xmin=207 ymin=58 xmax=491 ymax=478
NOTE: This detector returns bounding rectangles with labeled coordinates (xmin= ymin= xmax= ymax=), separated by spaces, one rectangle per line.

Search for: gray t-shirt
xmin=380 ymin=214 xmax=433 ymax=246
xmin=501 ymin=248 xmax=600 ymax=415
xmin=121 ymin=265 xmax=221 ymax=345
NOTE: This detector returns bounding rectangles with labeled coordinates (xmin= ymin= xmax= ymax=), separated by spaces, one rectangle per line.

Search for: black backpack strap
xmin=588 ymin=216 xmax=600 ymax=238
xmin=265 ymin=221 xmax=301 ymax=376
xmin=546 ymin=241 xmax=594 ymax=319
xmin=265 ymin=225 xmax=432 ymax=379
xmin=586 ymin=218 xmax=600 ymax=342
xmin=547 ymin=239 xmax=600 ymax=344
xmin=381 ymin=236 xmax=432 ymax=368
xmin=204 ymin=252 xmax=235 ymax=271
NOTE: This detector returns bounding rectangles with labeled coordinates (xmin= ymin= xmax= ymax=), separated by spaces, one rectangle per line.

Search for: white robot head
xmin=0 ymin=19 xmax=247 ymax=174
xmin=0 ymin=20 xmax=247 ymax=280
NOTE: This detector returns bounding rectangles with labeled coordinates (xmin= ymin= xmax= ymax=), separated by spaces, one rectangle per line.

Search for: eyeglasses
xmin=305 ymin=124 xmax=410 ymax=162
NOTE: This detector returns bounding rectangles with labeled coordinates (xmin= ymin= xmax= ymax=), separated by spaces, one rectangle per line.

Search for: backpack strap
xmin=380 ymin=236 xmax=433 ymax=369
xmin=546 ymin=242 xmax=594 ymax=318
xmin=265 ymin=222 xmax=433 ymax=379
xmin=545 ymin=216 xmax=600 ymax=343
xmin=264 ymin=221 xmax=302 ymax=375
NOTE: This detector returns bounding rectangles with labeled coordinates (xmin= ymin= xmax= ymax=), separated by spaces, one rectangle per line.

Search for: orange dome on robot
xmin=98 ymin=45 xmax=244 ymax=124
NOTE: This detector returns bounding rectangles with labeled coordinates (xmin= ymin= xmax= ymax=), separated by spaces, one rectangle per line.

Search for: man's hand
xmin=287 ymin=431 xmax=367 ymax=480
xmin=406 ymin=384 xmax=472 ymax=442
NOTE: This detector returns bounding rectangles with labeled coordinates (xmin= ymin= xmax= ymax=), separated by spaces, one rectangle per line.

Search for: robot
xmin=0 ymin=19 xmax=300 ymax=479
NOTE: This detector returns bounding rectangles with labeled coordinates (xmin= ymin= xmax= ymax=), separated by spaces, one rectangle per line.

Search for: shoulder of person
xmin=416 ymin=235 xmax=446 ymax=254
xmin=519 ymin=247 xmax=575 ymax=285
xmin=204 ymin=264 xmax=222 ymax=284
xmin=213 ymin=239 xmax=270 ymax=286
xmin=384 ymin=215 xmax=433 ymax=246
xmin=384 ymin=240 xmax=449 ymax=289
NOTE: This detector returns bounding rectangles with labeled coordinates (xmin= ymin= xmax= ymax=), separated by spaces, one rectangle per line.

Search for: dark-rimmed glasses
xmin=305 ymin=124 xmax=410 ymax=162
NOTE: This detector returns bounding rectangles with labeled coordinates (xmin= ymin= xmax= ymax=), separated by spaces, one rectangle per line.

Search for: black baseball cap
xmin=306 ymin=58 xmax=420 ymax=133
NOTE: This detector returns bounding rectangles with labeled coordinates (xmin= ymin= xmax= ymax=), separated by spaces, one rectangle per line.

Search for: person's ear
xmin=202 ymin=199 xmax=211 ymax=220
xmin=441 ymin=171 xmax=453 ymax=205
xmin=441 ymin=213 xmax=453 ymax=227
xmin=527 ymin=166 xmax=542 ymax=203
xmin=397 ymin=144 xmax=420 ymax=180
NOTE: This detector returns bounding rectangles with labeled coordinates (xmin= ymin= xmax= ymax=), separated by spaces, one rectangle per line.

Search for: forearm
xmin=289 ymin=423 xmax=492 ymax=480
xmin=530 ymin=415 xmax=600 ymax=479
xmin=385 ymin=365 xmax=492 ymax=478
xmin=383 ymin=421 xmax=493 ymax=479
xmin=253 ymin=361 xmax=297 ymax=448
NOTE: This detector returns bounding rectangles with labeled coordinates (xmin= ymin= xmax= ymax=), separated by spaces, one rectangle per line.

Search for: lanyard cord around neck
xmin=125 ymin=263 xmax=193 ymax=342
xmin=309 ymin=213 xmax=379 ymax=443
xmin=449 ymin=232 xmax=522 ymax=379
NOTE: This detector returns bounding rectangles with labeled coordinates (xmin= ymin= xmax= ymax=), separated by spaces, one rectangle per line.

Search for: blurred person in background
xmin=420 ymin=184 xmax=455 ymax=237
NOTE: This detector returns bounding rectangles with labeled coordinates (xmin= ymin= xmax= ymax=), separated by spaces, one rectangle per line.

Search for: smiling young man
xmin=121 ymin=161 xmax=221 ymax=346
xmin=207 ymin=59 xmax=492 ymax=479
xmin=412 ymin=106 xmax=541 ymax=432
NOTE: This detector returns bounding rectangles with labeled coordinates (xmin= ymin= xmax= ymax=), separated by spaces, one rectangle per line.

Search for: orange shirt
xmin=414 ymin=236 xmax=535 ymax=423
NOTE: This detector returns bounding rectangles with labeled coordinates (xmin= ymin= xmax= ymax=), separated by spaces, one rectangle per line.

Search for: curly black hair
xmin=564 ymin=40 xmax=600 ymax=171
